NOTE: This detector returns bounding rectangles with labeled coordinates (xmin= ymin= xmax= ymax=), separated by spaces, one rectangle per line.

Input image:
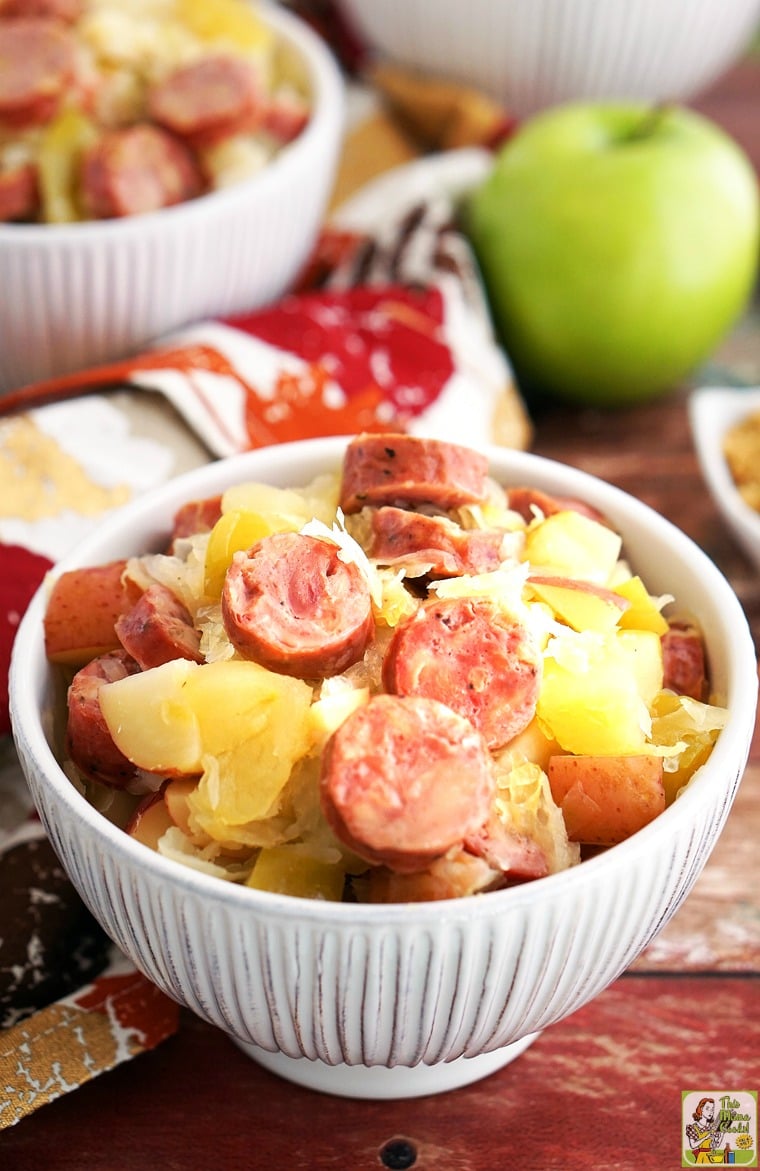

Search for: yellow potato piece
xmin=188 ymin=671 xmax=313 ymax=831
xmin=537 ymin=633 xmax=649 ymax=755
xmin=527 ymin=577 xmax=628 ymax=633
xmin=246 ymin=846 xmax=345 ymax=901
xmin=100 ymin=658 xmax=312 ymax=781
xmin=176 ymin=0 xmax=273 ymax=50
xmin=100 ymin=659 xmax=203 ymax=774
xmin=614 ymin=575 xmax=670 ymax=635
xmin=38 ymin=107 xmax=98 ymax=224
xmin=204 ymin=509 xmax=282 ymax=597
xmin=523 ymin=510 xmax=622 ymax=585
xmin=616 ymin=629 xmax=664 ymax=706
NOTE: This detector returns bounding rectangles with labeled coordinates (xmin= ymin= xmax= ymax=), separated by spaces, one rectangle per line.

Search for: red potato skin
xmin=339 ymin=433 xmax=489 ymax=514
xmin=506 ymin=486 xmax=609 ymax=526
xmin=115 ymin=583 xmax=204 ymax=670
xmin=547 ymin=754 xmax=666 ymax=845
xmin=44 ymin=559 xmax=141 ymax=666
xmin=66 ymin=649 xmax=142 ymax=788
xmin=125 ymin=785 xmax=174 ymax=850
xmin=383 ymin=597 xmax=542 ymax=750
xmin=222 ymin=532 xmax=374 ymax=679
xmin=0 ymin=162 xmax=38 ymax=222
xmin=661 ymin=620 xmax=707 ymax=701
xmin=464 ymin=814 xmax=548 ymax=880
xmin=320 ymin=694 xmax=496 ymax=874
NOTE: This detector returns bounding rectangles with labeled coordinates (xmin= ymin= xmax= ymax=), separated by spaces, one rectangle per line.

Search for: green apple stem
xmin=626 ymin=104 xmax=672 ymax=143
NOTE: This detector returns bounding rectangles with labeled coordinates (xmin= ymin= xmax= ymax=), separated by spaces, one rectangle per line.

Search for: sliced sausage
xmin=366 ymin=506 xmax=504 ymax=578
xmin=221 ymin=531 xmax=373 ymax=679
xmin=340 ymin=433 xmax=489 ymax=514
xmin=0 ymin=162 xmax=37 ymax=222
xmin=170 ymin=494 xmax=223 ymax=544
xmin=507 ymin=486 xmax=608 ymax=526
xmin=661 ymin=619 xmax=707 ymax=701
xmin=0 ymin=0 xmax=83 ymax=20
xmin=115 ymin=583 xmax=203 ymax=671
xmin=0 ymin=18 xmax=78 ymax=130
xmin=320 ymin=694 xmax=495 ymax=874
xmin=383 ymin=597 xmax=541 ymax=750
xmin=66 ymin=649 xmax=142 ymax=789
xmin=148 ymin=55 xmax=263 ymax=149
xmin=80 ymin=123 xmax=205 ymax=220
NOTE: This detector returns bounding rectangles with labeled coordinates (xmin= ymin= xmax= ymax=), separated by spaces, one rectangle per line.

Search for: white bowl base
xmin=233 ymin=1032 xmax=541 ymax=1099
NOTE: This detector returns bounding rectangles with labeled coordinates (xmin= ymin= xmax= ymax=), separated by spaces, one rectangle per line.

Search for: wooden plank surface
xmin=4 ymin=976 xmax=758 ymax=1170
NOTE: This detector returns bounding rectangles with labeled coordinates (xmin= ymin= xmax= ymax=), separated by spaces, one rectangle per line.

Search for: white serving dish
xmin=336 ymin=0 xmax=760 ymax=116
xmin=689 ymin=385 xmax=760 ymax=572
xmin=9 ymin=436 xmax=757 ymax=1099
xmin=0 ymin=2 xmax=344 ymax=392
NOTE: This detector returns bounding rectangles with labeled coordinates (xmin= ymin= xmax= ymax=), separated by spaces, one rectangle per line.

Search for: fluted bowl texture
xmin=0 ymin=2 xmax=344 ymax=393
xmin=336 ymin=0 xmax=760 ymax=116
xmin=9 ymin=437 xmax=758 ymax=1098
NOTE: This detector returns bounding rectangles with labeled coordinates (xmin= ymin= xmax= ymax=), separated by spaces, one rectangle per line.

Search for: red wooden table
xmin=3 ymin=55 xmax=759 ymax=1171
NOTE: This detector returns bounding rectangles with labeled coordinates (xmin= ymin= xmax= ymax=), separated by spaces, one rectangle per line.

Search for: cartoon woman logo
xmin=685 ymin=1098 xmax=733 ymax=1165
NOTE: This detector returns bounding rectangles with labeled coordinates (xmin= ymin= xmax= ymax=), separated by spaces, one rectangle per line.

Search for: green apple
xmin=465 ymin=102 xmax=759 ymax=408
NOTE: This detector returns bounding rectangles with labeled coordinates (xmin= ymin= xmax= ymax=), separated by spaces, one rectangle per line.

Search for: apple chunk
xmin=547 ymin=753 xmax=665 ymax=845
xmin=523 ymin=510 xmax=622 ymax=585
xmin=99 ymin=658 xmax=202 ymax=774
xmin=527 ymin=573 xmax=629 ymax=632
xmin=99 ymin=658 xmax=313 ymax=787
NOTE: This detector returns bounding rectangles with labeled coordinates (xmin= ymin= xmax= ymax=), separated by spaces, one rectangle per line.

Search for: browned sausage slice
xmin=115 ymin=583 xmax=203 ymax=671
xmin=80 ymin=123 xmax=205 ymax=220
xmin=148 ymin=55 xmax=263 ymax=149
xmin=340 ymin=433 xmax=489 ymax=514
xmin=383 ymin=597 xmax=541 ymax=750
xmin=320 ymin=694 xmax=495 ymax=874
xmin=0 ymin=18 xmax=78 ymax=129
xmin=661 ymin=619 xmax=707 ymax=701
xmin=0 ymin=162 xmax=37 ymax=221
xmin=0 ymin=0 xmax=83 ymax=18
xmin=170 ymin=494 xmax=223 ymax=544
xmin=221 ymin=532 xmax=373 ymax=678
xmin=66 ymin=649 xmax=142 ymax=788
xmin=366 ymin=506 xmax=504 ymax=577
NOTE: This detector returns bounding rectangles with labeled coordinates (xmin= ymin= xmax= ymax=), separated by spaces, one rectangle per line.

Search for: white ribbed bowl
xmin=0 ymin=2 xmax=344 ymax=393
xmin=9 ymin=437 xmax=758 ymax=1099
xmin=336 ymin=0 xmax=760 ymax=116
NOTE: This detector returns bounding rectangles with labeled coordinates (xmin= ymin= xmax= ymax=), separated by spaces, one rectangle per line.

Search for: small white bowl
xmin=689 ymin=385 xmax=760 ymax=573
xmin=0 ymin=3 xmax=344 ymax=393
xmin=9 ymin=437 xmax=757 ymax=1099
xmin=336 ymin=0 xmax=760 ymax=116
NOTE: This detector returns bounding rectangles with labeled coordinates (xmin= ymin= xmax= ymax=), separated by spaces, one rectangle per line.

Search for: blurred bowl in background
xmin=0 ymin=2 xmax=344 ymax=393
xmin=689 ymin=384 xmax=760 ymax=573
xmin=335 ymin=0 xmax=760 ymax=116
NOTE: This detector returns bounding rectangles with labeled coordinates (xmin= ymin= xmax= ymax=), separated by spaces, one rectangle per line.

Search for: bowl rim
xmin=10 ymin=436 xmax=758 ymax=925
xmin=0 ymin=1 xmax=345 ymax=245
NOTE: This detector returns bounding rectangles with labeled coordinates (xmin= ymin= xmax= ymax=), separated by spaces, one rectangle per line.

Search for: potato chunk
xmin=547 ymin=754 xmax=665 ymax=845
